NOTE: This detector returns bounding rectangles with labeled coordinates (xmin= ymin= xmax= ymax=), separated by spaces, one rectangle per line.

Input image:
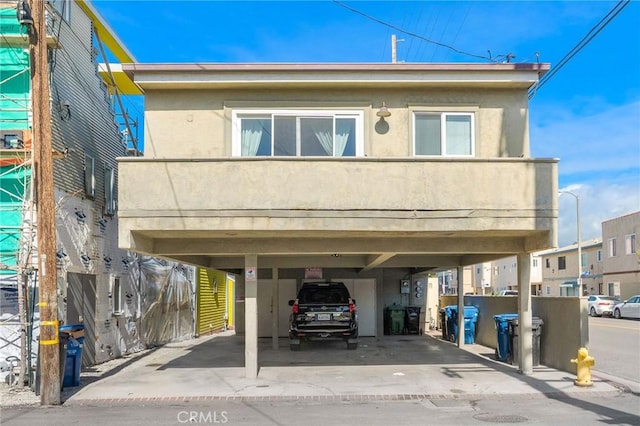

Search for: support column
xmin=517 ymin=253 xmax=533 ymax=375
xmin=457 ymin=266 xmax=465 ymax=348
xmin=244 ymin=255 xmax=258 ymax=378
xmin=271 ymin=268 xmax=279 ymax=350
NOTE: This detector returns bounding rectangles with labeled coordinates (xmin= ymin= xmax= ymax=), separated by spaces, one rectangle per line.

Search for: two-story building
xmin=118 ymin=62 xmax=557 ymax=377
xmin=538 ymin=238 xmax=603 ymax=297
xmin=602 ymin=211 xmax=639 ymax=299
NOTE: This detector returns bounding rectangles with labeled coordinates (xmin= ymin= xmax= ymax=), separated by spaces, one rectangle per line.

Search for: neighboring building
xmin=472 ymin=254 xmax=543 ymax=296
xmin=0 ymin=0 xmax=195 ymax=380
xmin=117 ymin=62 xmax=557 ymax=376
xmin=602 ymin=211 xmax=640 ymax=300
xmin=538 ymin=238 xmax=603 ymax=297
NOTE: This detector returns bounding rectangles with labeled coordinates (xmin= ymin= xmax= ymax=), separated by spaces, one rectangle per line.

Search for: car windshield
xmin=298 ymin=285 xmax=350 ymax=304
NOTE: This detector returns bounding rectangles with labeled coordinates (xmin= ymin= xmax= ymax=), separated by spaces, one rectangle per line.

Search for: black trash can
xmin=404 ymin=306 xmax=422 ymax=335
xmin=439 ymin=308 xmax=447 ymax=339
xmin=508 ymin=317 xmax=544 ymax=366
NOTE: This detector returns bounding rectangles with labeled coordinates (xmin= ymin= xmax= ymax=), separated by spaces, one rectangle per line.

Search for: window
xmin=558 ymin=256 xmax=566 ymax=270
xmin=111 ymin=276 xmax=122 ymax=315
xmin=532 ymin=258 xmax=538 ymax=267
xmin=581 ymin=253 xmax=588 ymax=270
xmin=414 ymin=112 xmax=474 ymax=156
xmin=104 ymin=167 xmax=116 ymax=215
xmin=608 ymin=238 xmax=617 ymax=257
xmin=84 ymin=154 xmax=95 ymax=198
xmin=545 ymin=285 xmax=551 ymax=296
xmin=545 ymin=259 xmax=550 ymax=268
xmin=625 ymin=234 xmax=636 ymax=255
xmin=596 ymin=250 xmax=602 ymax=262
xmin=232 ymin=110 xmax=363 ymax=157
xmin=51 ymin=0 xmax=71 ymax=22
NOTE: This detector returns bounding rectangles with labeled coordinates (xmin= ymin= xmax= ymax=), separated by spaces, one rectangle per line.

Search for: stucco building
xmin=602 ymin=211 xmax=640 ymax=299
xmin=117 ymin=62 xmax=558 ymax=377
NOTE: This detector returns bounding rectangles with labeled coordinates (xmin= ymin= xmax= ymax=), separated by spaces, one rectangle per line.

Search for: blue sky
xmin=94 ymin=0 xmax=640 ymax=247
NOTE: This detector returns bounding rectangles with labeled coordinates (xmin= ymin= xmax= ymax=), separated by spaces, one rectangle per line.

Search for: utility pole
xmin=29 ymin=0 xmax=60 ymax=405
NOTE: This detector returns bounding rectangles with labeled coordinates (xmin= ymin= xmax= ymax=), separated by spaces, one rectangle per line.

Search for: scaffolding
xmin=0 ymin=65 xmax=37 ymax=388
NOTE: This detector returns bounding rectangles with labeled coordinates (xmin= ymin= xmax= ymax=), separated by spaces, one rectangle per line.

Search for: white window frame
xmin=104 ymin=166 xmax=116 ymax=216
xmin=625 ymin=233 xmax=636 ymax=255
xmin=232 ymin=109 xmax=364 ymax=157
xmin=608 ymin=237 xmax=617 ymax=258
xmin=412 ymin=111 xmax=475 ymax=157
xmin=111 ymin=276 xmax=122 ymax=316
xmin=545 ymin=285 xmax=551 ymax=296
xmin=84 ymin=154 xmax=95 ymax=198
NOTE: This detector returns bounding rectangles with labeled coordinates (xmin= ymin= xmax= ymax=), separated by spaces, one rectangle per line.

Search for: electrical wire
xmin=332 ymin=0 xmax=495 ymax=62
xmin=528 ymin=0 xmax=630 ymax=99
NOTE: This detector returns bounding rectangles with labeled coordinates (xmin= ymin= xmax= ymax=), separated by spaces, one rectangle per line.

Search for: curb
xmin=62 ymin=389 xmax=625 ymax=406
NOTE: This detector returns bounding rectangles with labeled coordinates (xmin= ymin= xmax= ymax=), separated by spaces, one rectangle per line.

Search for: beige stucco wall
xmin=142 ymin=88 xmax=529 ymax=159
xmin=602 ymin=211 xmax=640 ymax=299
xmin=118 ymin=158 xmax=557 ymax=254
xmin=439 ymin=295 xmax=587 ymax=373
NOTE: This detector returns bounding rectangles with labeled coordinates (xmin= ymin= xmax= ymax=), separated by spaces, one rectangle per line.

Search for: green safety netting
xmin=1 ymin=7 xmax=31 ymax=131
xmin=0 ymin=166 xmax=30 ymax=274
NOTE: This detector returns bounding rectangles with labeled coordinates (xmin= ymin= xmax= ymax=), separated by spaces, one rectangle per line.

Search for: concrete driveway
xmin=60 ymin=331 xmax=622 ymax=404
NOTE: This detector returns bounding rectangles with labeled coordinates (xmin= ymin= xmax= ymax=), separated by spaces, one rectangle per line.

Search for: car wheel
xmin=290 ymin=343 xmax=300 ymax=351
xmin=614 ymin=309 xmax=621 ymax=319
xmin=347 ymin=342 xmax=358 ymax=350
xmin=589 ymin=307 xmax=597 ymax=317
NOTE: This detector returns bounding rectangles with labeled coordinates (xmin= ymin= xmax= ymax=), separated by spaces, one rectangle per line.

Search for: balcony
xmin=118 ymin=157 xmax=557 ymax=270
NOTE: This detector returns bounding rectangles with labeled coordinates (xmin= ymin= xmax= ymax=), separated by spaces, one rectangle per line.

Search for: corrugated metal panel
xmin=48 ymin=3 xmax=126 ymax=212
xmin=197 ymin=268 xmax=227 ymax=335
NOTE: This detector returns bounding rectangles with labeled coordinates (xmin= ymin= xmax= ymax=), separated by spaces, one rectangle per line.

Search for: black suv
xmin=288 ymin=282 xmax=358 ymax=350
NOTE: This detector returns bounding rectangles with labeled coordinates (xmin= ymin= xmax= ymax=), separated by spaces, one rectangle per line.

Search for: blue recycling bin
xmin=59 ymin=324 xmax=84 ymax=387
xmin=447 ymin=305 xmax=479 ymax=344
xmin=493 ymin=313 xmax=519 ymax=362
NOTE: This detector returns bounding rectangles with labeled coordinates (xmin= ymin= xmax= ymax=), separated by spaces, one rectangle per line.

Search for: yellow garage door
xmin=196 ymin=268 xmax=227 ymax=335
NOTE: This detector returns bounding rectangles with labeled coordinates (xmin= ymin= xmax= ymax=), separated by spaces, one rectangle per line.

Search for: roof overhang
xmin=121 ymin=62 xmax=550 ymax=91
xmin=98 ymin=63 xmax=142 ymax=95
xmin=77 ymin=1 xmax=140 ymax=94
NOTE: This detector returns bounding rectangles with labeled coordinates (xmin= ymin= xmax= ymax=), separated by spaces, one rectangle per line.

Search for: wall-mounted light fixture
xmin=375 ymin=102 xmax=391 ymax=135
xmin=104 ymin=255 xmax=113 ymax=269
xmin=376 ymin=102 xmax=391 ymax=119
xmin=98 ymin=217 xmax=108 ymax=232
xmin=121 ymin=257 xmax=130 ymax=270
xmin=56 ymin=249 xmax=68 ymax=260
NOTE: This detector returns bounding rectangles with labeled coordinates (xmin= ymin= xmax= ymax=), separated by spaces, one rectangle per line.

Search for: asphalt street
xmin=2 ymin=393 xmax=640 ymax=426
xmin=589 ymin=317 xmax=640 ymax=383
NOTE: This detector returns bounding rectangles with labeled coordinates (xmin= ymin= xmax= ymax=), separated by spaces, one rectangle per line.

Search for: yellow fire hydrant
xmin=571 ymin=347 xmax=595 ymax=387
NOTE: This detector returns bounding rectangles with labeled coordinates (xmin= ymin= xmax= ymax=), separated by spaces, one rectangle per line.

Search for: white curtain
xmin=312 ymin=124 xmax=333 ymax=156
xmin=241 ymin=120 xmax=264 ymax=156
xmin=335 ymin=119 xmax=352 ymax=156
xmin=446 ymin=115 xmax=471 ymax=155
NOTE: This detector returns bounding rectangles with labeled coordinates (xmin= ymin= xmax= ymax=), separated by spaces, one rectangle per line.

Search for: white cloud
xmin=558 ymin=182 xmax=640 ymax=248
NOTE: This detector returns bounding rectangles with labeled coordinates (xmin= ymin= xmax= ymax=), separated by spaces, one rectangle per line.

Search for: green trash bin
xmin=384 ymin=305 xmax=405 ymax=335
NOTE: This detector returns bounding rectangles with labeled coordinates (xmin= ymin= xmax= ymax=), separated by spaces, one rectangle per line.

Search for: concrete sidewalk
xmin=46 ymin=330 xmax=627 ymax=406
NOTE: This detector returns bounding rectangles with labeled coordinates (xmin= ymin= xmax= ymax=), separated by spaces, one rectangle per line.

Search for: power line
xmin=528 ymin=0 xmax=631 ymax=99
xmin=332 ymin=0 xmax=495 ymax=62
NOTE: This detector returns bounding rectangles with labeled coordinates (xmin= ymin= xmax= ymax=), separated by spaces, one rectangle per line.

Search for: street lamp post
xmin=559 ymin=190 xmax=581 ymax=295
